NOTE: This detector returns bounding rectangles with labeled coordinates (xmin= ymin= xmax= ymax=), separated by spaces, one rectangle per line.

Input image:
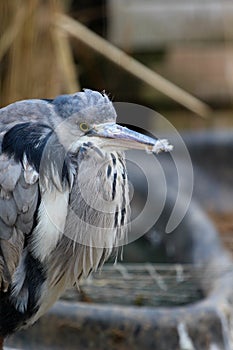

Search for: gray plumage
xmin=0 ymin=89 xmax=172 ymax=338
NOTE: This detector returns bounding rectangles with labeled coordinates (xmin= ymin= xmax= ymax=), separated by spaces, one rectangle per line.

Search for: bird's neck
xmin=45 ymin=148 xmax=129 ymax=278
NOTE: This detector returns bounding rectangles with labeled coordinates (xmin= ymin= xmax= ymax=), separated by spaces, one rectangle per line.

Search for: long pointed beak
xmin=89 ymin=123 xmax=173 ymax=154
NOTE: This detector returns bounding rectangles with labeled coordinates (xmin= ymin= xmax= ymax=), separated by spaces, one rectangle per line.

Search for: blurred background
xmin=1 ymin=0 xmax=233 ymax=123
xmin=2 ymin=1 xmax=233 ymax=348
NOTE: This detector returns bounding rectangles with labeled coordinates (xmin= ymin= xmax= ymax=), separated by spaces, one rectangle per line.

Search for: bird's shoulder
xmin=0 ymin=99 xmax=56 ymax=135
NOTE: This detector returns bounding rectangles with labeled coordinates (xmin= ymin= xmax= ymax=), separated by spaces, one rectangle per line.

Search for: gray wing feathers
xmin=0 ymin=228 xmax=24 ymax=292
xmin=0 ymin=98 xmax=57 ymax=292
xmin=0 ymin=219 xmax=12 ymax=240
xmin=0 ymin=155 xmax=39 ymax=292
xmin=0 ymin=197 xmax=17 ymax=227
xmin=14 ymin=176 xmax=38 ymax=234
xmin=0 ymin=155 xmax=21 ymax=195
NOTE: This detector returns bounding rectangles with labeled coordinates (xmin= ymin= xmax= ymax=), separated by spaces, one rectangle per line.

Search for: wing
xmin=0 ymin=100 xmax=52 ymax=292
xmin=0 ymin=98 xmax=70 ymax=293
xmin=0 ymin=153 xmax=39 ymax=292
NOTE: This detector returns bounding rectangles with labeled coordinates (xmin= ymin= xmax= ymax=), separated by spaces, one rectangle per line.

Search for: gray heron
xmin=0 ymin=89 xmax=172 ymax=347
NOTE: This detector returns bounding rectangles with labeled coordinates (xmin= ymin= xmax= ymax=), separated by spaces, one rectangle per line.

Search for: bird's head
xmin=52 ymin=89 xmax=173 ymax=154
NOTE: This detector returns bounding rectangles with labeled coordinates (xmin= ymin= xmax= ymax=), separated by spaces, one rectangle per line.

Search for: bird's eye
xmin=79 ymin=122 xmax=90 ymax=132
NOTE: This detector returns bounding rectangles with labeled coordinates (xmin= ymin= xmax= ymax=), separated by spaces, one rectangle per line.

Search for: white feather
xmin=22 ymin=153 xmax=39 ymax=185
xmin=31 ymin=188 xmax=69 ymax=261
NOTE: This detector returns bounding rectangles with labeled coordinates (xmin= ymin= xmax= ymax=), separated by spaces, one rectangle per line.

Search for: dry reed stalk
xmin=0 ymin=5 xmax=26 ymax=62
xmin=0 ymin=0 xmax=80 ymax=107
xmin=51 ymin=1 xmax=80 ymax=94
